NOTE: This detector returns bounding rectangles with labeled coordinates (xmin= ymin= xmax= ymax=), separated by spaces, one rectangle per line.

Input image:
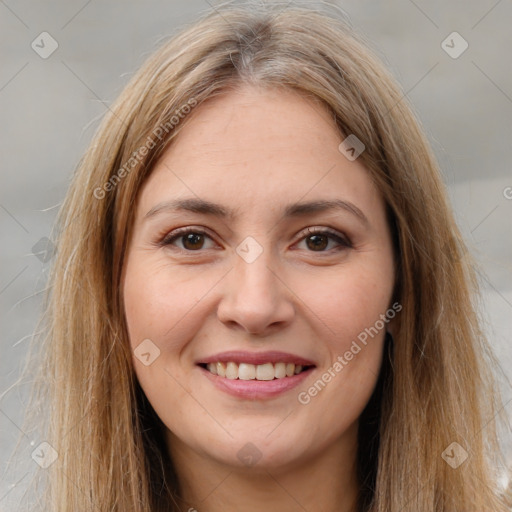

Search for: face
xmin=122 ymin=85 xmax=395 ymax=472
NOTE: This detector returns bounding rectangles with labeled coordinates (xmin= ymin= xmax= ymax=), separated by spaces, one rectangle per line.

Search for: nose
xmin=216 ymin=246 xmax=295 ymax=336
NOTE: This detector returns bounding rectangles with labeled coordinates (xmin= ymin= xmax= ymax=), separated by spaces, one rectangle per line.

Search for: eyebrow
xmin=144 ymin=197 xmax=369 ymax=226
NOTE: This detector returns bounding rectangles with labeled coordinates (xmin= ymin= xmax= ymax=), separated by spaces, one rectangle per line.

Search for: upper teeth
xmin=206 ymin=362 xmax=304 ymax=380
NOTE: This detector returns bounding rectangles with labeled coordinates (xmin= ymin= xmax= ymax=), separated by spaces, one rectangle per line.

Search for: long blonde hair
xmin=22 ymin=1 xmax=509 ymax=510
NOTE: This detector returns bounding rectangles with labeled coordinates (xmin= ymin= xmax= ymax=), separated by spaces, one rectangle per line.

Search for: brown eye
xmin=182 ymin=232 xmax=206 ymax=250
xmin=162 ymin=229 xmax=216 ymax=251
xmin=305 ymin=233 xmax=329 ymax=251
xmin=297 ymin=228 xmax=352 ymax=252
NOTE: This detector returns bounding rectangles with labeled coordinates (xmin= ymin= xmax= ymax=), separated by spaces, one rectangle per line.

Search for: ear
xmin=386 ymin=318 xmax=396 ymax=338
xmin=384 ymin=300 xmax=402 ymax=339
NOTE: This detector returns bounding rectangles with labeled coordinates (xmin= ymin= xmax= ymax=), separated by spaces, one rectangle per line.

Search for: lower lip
xmin=199 ymin=366 xmax=315 ymax=399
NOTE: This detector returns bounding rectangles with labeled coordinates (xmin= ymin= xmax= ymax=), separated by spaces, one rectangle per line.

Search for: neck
xmin=166 ymin=425 xmax=360 ymax=512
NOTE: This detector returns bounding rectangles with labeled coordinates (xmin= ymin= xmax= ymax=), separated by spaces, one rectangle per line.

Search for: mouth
xmin=198 ymin=361 xmax=315 ymax=380
xmin=196 ymin=351 xmax=316 ymax=399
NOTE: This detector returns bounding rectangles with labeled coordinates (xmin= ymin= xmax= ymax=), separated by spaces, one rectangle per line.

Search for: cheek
xmin=304 ymin=260 xmax=394 ymax=347
xmin=123 ymin=258 xmax=212 ymax=351
xmin=122 ymin=259 xmax=199 ymax=425
xmin=290 ymin=260 xmax=393 ymax=431
xmin=122 ymin=257 xmax=221 ymax=421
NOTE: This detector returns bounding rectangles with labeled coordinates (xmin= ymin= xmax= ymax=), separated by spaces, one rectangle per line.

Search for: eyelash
xmin=159 ymin=226 xmax=352 ymax=254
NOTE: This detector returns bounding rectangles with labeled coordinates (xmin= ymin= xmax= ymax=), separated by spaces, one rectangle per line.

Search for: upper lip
xmin=197 ymin=350 xmax=316 ymax=366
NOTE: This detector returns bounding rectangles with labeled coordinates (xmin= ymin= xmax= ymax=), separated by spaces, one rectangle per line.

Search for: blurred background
xmin=1 ymin=0 xmax=511 ymax=508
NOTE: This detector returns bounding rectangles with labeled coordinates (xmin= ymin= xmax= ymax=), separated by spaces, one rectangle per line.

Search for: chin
xmin=202 ymin=433 xmax=308 ymax=472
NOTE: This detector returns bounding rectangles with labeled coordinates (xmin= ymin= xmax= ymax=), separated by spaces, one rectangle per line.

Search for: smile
xmin=200 ymin=361 xmax=312 ymax=380
xmin=196 ymin=351 xmax=316 ymax=398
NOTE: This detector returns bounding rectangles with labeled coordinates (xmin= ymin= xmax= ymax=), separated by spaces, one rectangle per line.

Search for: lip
xmin=198 ymin=364 xmax=315 ymax=399
xmin=196 ymin=350 xmax=316 ymax=366
xmin=196 ymin=351 xmax=316 ymax=400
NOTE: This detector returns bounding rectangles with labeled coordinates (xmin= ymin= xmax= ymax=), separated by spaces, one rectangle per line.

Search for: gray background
xmin=1 ymin=0 xmax=511 ymax=508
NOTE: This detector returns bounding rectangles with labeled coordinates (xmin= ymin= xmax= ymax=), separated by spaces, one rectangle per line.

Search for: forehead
xmin=136 ymin=85 xmax=383 ymax=220
xmin=163 ymin=85 xmax=338 ymax=167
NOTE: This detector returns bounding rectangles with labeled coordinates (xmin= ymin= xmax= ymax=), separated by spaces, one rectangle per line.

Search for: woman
xmin=26 ymin=1 xmax=510 ymax=510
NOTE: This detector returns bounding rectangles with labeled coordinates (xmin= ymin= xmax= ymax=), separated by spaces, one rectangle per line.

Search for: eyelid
xmin=160 ymin=226 xmax=218 ymax=248
xmin=299 ymin=226 xmax=351 ymax=246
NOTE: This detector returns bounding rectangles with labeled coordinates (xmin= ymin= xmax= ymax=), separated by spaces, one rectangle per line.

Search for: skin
xmin=122 ymin=85 xmax=396 ymax=512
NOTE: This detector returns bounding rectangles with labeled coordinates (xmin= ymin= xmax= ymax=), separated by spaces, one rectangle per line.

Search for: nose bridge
xmin=232 ymin=237 xmax=279 ymax=305
xmin=216 ymin=236 xmax=294 ymax=333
